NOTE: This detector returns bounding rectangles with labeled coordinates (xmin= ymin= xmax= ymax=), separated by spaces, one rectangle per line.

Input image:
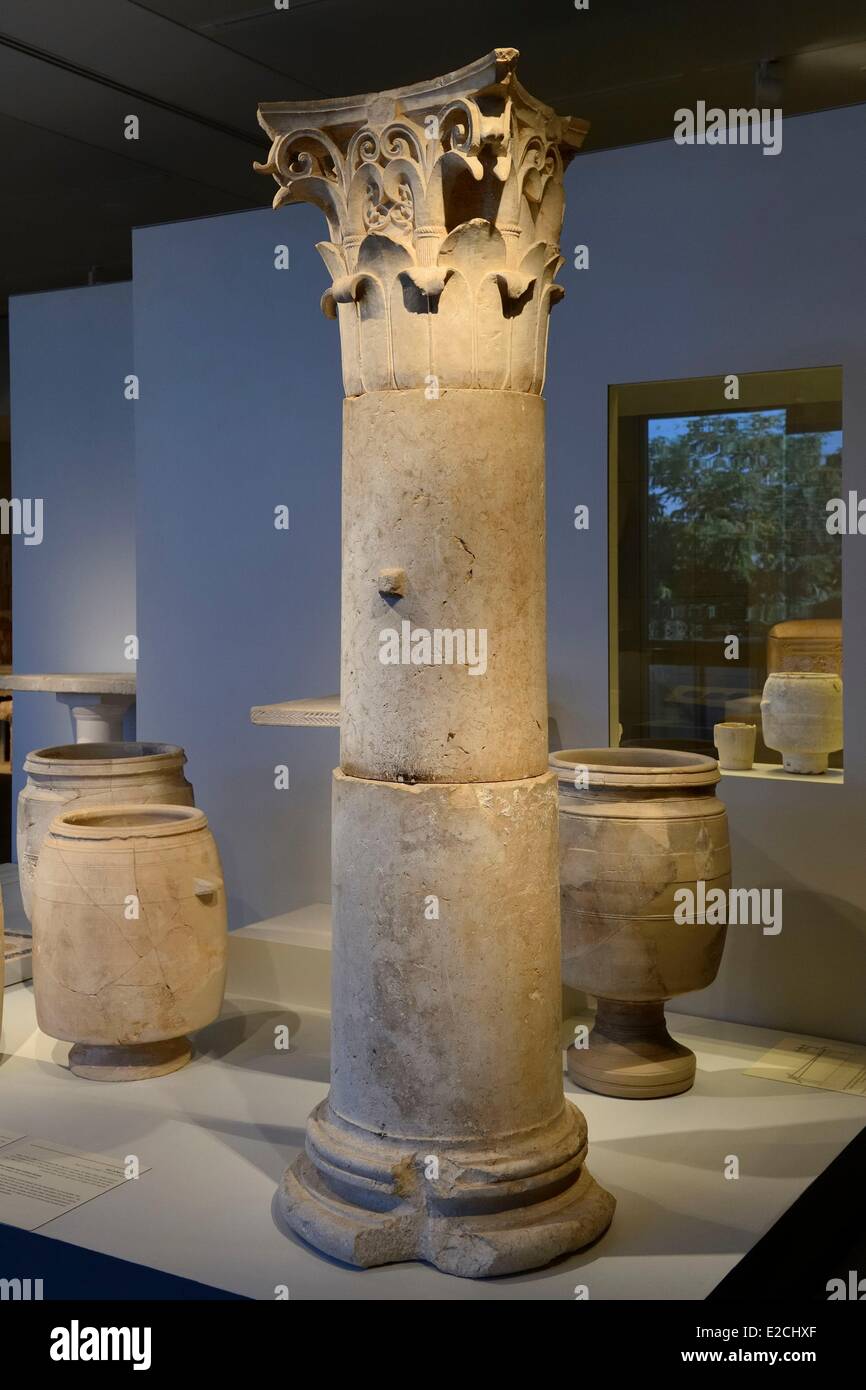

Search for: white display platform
xmin=3 ymin=672 xmax=137 ymax=743
xmin=720 ymin=762 xmax=844 ymax=786
xmin=1 ymin=673 xmax=136 ymax=695
xmin=250 ymin=695 xmax=340 ymax=727
xmin=2 ymin=909 xmax=865 ymax=1301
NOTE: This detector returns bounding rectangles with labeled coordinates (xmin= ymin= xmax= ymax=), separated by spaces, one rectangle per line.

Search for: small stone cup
xmin=713 ymin=721 xmax=756 ymax=771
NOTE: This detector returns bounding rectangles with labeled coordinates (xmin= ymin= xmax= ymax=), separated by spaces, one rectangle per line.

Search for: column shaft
xmin=258 ymin=44 xmax=616 ymax=1278
xmin=340 ymin=390 xmax=547 ymax=782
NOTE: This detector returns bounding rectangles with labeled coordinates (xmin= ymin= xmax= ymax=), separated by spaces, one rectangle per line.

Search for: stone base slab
xmin=279 ymin=1098 xmax=614 ymax=1277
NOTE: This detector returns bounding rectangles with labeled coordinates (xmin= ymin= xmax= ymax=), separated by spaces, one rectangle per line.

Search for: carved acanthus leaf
xmin=256 ymin=49 xmax=587 ymax=396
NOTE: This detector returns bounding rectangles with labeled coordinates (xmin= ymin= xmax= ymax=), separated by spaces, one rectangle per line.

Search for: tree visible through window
xmin=615 ymin=382 xmax=842 ymax=755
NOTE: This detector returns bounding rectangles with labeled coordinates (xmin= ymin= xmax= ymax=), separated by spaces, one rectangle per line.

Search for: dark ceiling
xmin=1 ymin=0 xmax=866 ymax=316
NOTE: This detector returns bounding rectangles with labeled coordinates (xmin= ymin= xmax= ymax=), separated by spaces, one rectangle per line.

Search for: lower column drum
xmin=329 ymin=767 xmax=563 ymax=1138
xmin=280 ymin=768 xmax=615 ymax=1277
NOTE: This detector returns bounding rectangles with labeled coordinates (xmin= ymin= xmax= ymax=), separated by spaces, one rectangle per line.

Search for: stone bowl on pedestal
xmin=31 ymin=804 xmax=226 ymax=1081
xmin=550 ymin=748 xmax=731 ymax=1099
xmin=17 ymin=742 xmax=194 ymax=922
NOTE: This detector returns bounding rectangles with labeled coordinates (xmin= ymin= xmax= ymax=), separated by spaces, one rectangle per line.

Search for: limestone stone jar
xmin=18 ymin=742 xmax=194 ymax=922
xmin=761 ymin=671 xmax=843 ymax=774
xmin=550 ymin=749 xmax=731 ymax=1099
xmin=31 ymin=804 xmax=226 ymax=1081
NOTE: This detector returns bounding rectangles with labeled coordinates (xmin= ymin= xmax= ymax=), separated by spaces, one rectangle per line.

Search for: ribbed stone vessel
xmin=257 ymin=47 xmax=614 ymax=1276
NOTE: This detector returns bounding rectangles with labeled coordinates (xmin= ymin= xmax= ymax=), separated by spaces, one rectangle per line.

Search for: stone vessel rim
xmin=26 ymin=742 xmax=186 ymax=771
xmin=550 ymin=747 xmax=719 ymax=785
xmin=48 ymin=804 xmax=207 ymax=840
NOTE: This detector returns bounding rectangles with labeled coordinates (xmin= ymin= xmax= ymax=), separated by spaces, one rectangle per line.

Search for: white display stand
xmin=250 ymin=696 xmax=340 ymax=727
xmin=3 ymin=673 xmax=136 ymax=743
xmin=2 ymin=908 xmax=864 ymax=1300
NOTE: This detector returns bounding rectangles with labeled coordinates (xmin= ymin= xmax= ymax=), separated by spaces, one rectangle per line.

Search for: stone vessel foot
xmin=782 ymin=751 xmax=829 ymax=774
xmin=568 ymin=999 xmax=695 ymax=1099
xmin=68 ymin=1036 xmax=192 ymax=1081
xmin=278 ymin=1101 xmax=615 ymax=1278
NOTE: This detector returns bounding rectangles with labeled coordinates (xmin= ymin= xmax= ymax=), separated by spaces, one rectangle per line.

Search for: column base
xmin=278 ymin=1099 xmax=614 ymax=1278
xmin=68 ymin=1036 xmax=192 ymax=1081
xmin=568 ymin=999 xmax=695 ymax=1099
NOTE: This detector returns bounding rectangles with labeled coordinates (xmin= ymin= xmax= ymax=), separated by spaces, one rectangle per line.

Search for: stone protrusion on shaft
xmin=376 ymin=566 xmax=406 ymax=597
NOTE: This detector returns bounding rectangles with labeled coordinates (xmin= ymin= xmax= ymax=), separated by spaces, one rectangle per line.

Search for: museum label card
xmin=3 ymin=931 xmax=33 ymax=984
xmin=746 ymin=1037 xmax=866 ymax=1096
xmin=0 ymin=1139 xmax=147 ymax=1231
xmin=3 ymin=932 xmax=32 ymax=963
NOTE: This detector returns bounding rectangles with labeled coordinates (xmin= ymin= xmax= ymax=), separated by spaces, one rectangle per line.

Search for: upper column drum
xmin=340 ymin=389 xmax=547 ymax=783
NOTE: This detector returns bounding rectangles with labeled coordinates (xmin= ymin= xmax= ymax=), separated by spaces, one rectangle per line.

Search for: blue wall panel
xmin=9 ymin=281 xmax=136 ymax=819
xmin=132 ymin=206 xmax=340 ymax=925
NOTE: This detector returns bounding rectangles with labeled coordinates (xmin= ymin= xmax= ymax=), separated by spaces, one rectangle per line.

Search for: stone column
xmin=257 ymin=46 xmax=614 ymax=1277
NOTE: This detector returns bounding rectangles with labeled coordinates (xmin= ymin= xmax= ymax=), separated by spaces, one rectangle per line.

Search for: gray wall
xmin=132 ymin=207 xmax=340 ymax=925
xmin=547 ymin=103 xmax=866 ymax=1042
xmin=9 ymin=282 xmax=136 ymax=810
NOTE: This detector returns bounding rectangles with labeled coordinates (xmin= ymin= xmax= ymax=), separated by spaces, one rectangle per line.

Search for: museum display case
xmin=611 ymin=367 xmax=843 ymax=765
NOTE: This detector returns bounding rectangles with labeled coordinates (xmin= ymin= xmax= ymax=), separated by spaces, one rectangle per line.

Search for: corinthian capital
xmin=256 ymin=48 xmax=587 ymax=397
